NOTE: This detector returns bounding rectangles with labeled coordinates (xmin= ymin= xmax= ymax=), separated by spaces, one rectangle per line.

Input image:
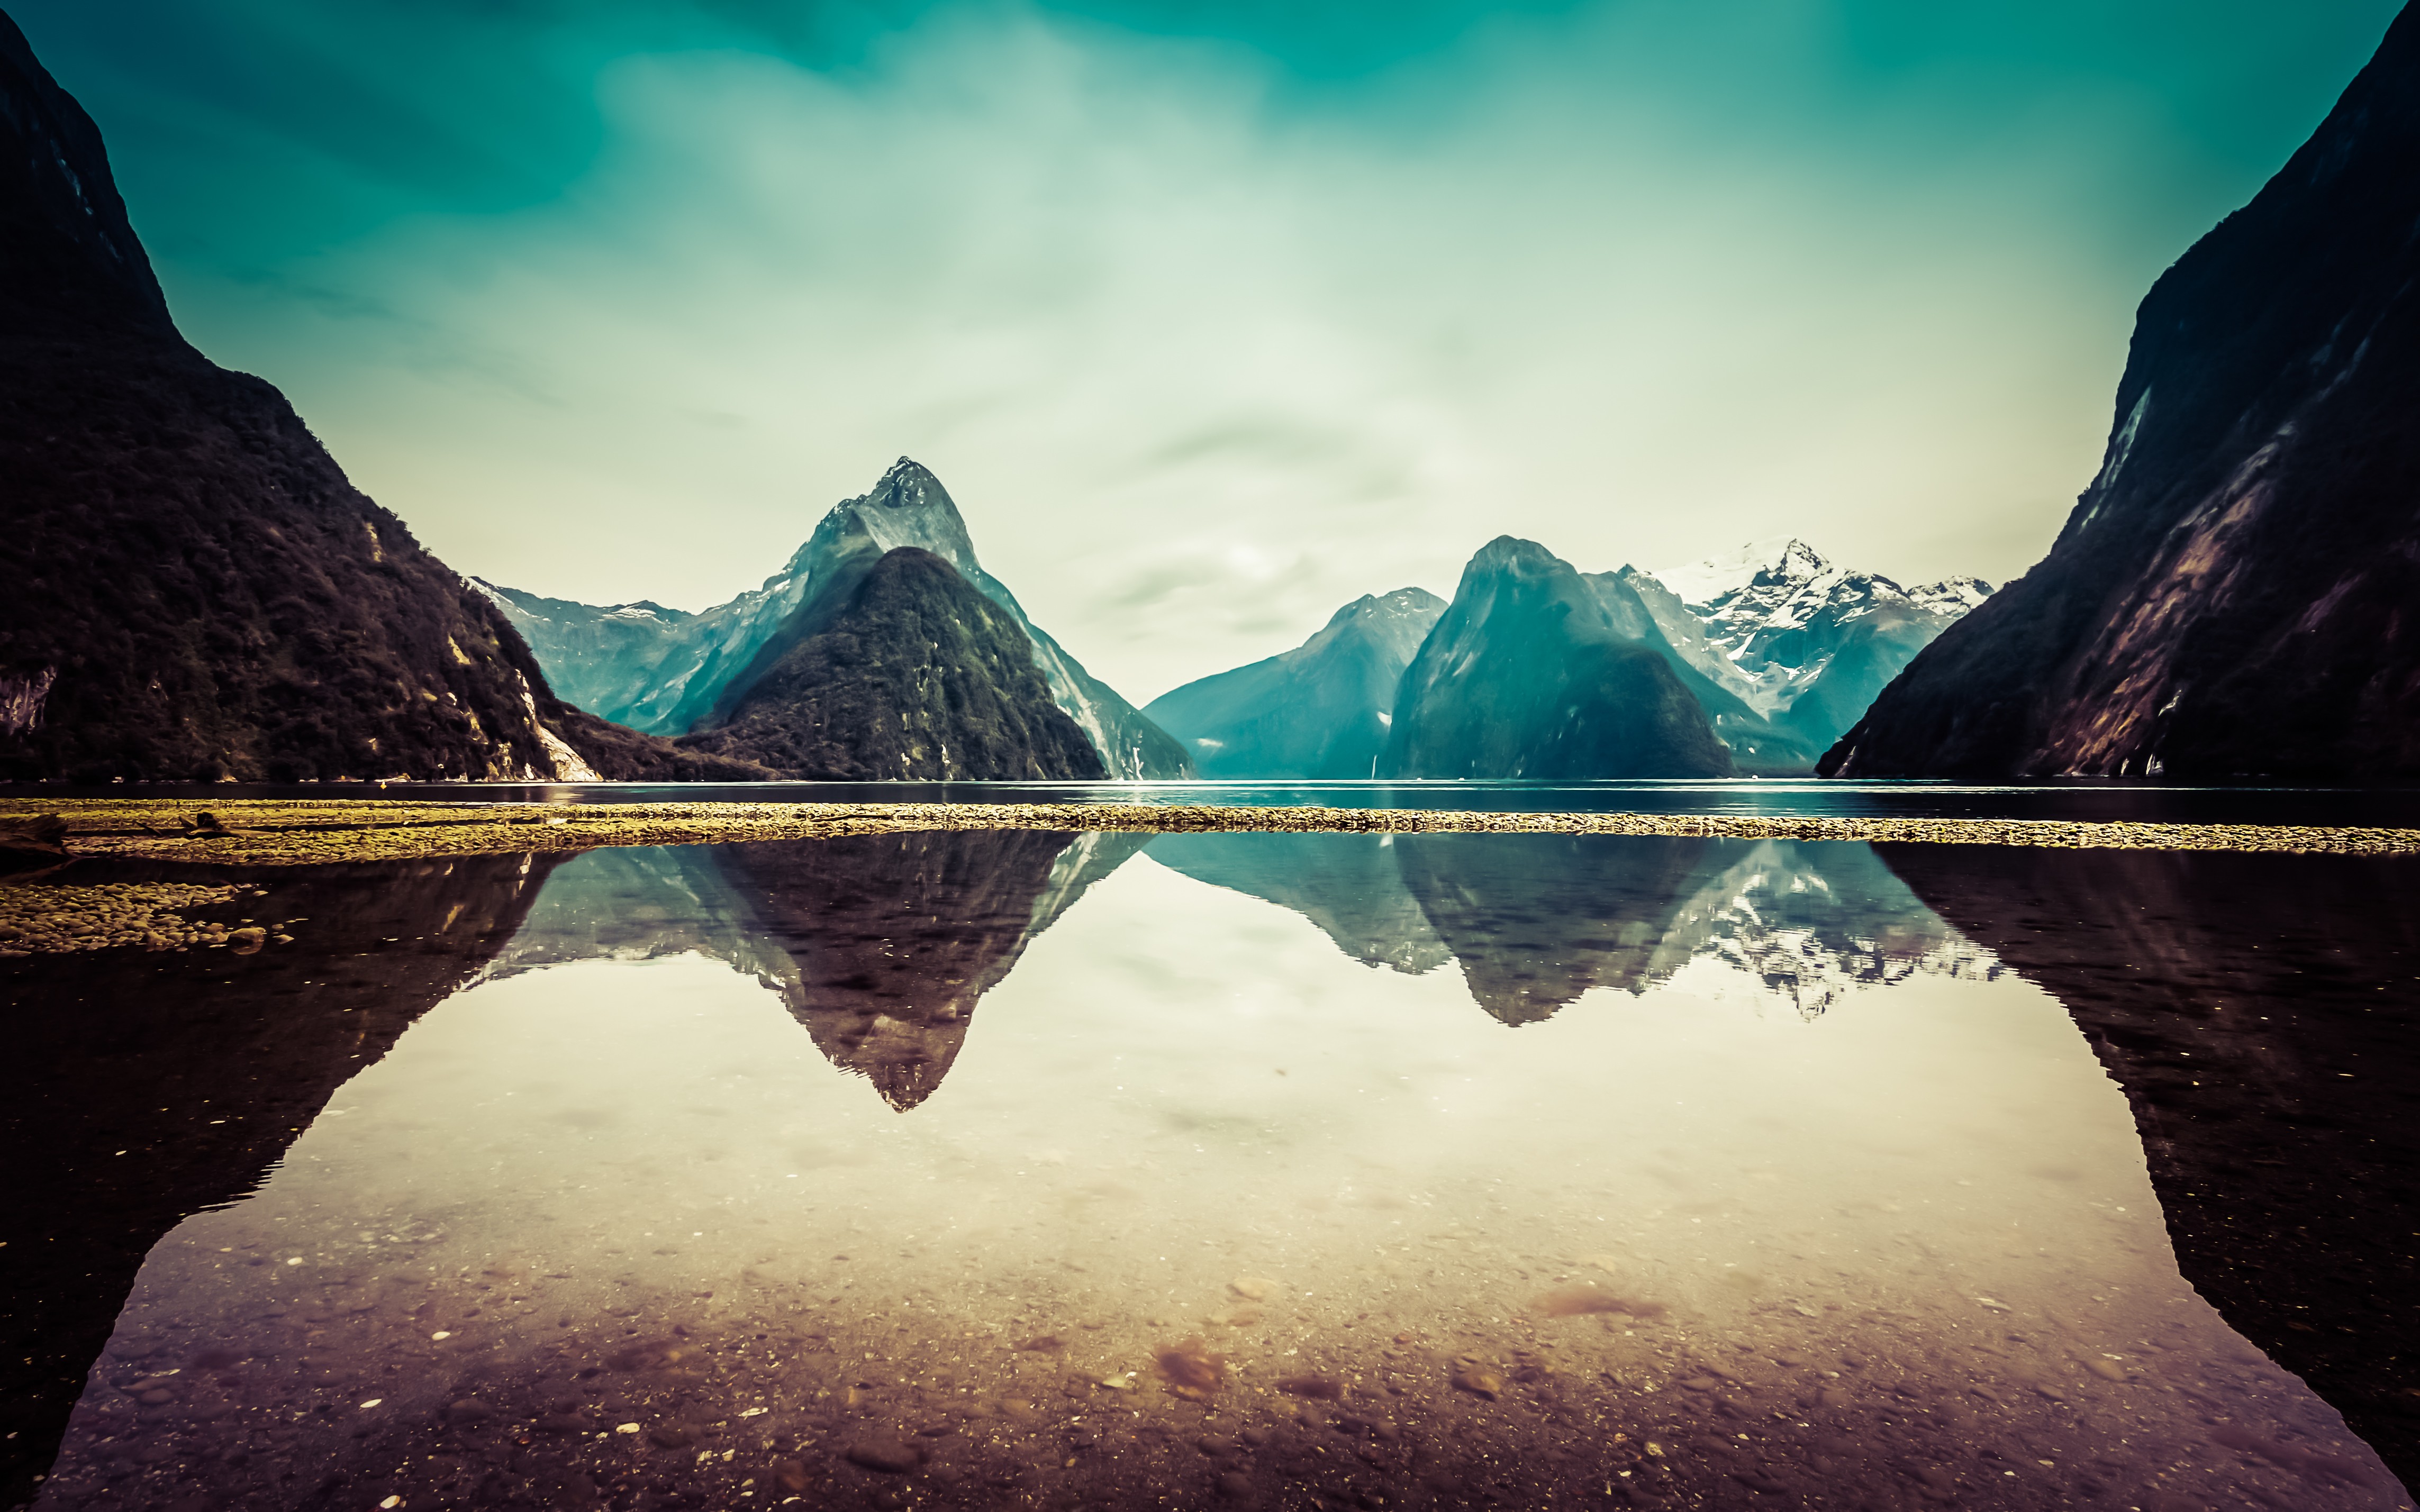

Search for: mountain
xmin=1378 ymin=536 xmax=1734 ymax=778
xmin=1148 ymin=541 xmax=1984 ymax=780
xmin=1824 ymin=11 xmax=2420 ymax=779
xmin=0 ymin=15 xmax=758 ymax=784
xmin=479 ymin=458 xmax=1193 ymax=779
xmin=678 ymin=547 xmax=1107 ymax=780
xmin=1609 ymin=539 xmax=1992 ymax=764
xmin=1143 ymin=587 xmax=1445 ymax=778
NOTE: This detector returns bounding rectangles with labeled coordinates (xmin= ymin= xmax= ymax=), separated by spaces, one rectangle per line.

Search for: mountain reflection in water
xmin=1150 ymin=832 xmax=1993 ymax=1023
xmin=6 ymin=832 xmax=2415 ymax=1512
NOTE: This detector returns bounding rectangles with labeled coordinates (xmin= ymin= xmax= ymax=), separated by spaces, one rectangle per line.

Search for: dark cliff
xmin=1379 ymin=537 xmax=1733 ymax=780
xmin=1826 ymin=6 xmax=2420 ymax=779
xmin=681 ymin=548 xmax=1108 ymax=780
xmin=0 ymin=13 xmax=758 ymax=783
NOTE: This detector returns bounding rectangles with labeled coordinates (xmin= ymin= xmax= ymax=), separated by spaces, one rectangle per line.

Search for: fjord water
xmin=6 ymin=835 xmax=2416 ymax=1511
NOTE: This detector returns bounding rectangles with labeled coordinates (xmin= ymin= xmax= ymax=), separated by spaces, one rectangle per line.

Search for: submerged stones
xmin=0 ymin=880 xmax=267 ymax=955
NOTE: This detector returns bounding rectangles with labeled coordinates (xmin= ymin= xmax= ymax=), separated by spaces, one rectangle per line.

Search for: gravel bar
xmin=1 ymin=798 xmax=2414 ymax=866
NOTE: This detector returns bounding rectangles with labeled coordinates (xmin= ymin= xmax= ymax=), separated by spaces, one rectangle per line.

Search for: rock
xmin=773 ymin=1459 xmax=810 ymax=1493
xmin=647 ymin=1425 xmax=693 ymax=1449
xmin=445 ymin=1398 xmax=497 ymax=1424
xmin=1229 ymin=1277 xmax=1277 ymax=1301
xmin=845 ymin=1436 xmax=922 ymax=1473
xmin=1451 ymin=1361 xmax=1504 ymax=1400
xmin=1156 ymin=1337 xmax=1225 ymax=1401
xmin=1217 ymin=1471 xmax=1256 ymax=1499
xmin=228 ymin=925 xmax=267 ymax=954
xmin=2084 ymin=1358 xmax=2129 ymax=1382
xmin=999 ymin=1396 xmax=1037 ymax=1422
xmin=1197 ymin=1434 xmax=1237 ymax=1455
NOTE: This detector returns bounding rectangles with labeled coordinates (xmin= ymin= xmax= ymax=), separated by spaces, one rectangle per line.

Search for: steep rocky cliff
xmin=1379 ymin=537 xmax=1733 ymax=779
xmin=679 ymin=548 xmax=1107 ymax=780
xmin=0 ymin=14 xmax=753 ymax=782
xmin=483 ymin=458 xmax=1194 ymax=779
xmin=1826 ymin=9 xmax=2420 ymax=779
xmin=1144 ymin=587 xmax=1445 ymax=778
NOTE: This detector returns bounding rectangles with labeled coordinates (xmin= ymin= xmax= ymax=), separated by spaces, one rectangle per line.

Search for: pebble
xmin=1230 ymin=1277 xmax=1277 ymax=1301
xmin=845 ymin=1436 xmax=921 ymax=1473
xmin=1452 ymin=1362 xmax=1504 ymax=1400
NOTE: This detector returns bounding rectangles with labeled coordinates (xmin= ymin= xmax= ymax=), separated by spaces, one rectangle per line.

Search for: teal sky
xmin=10 ymin=1 xmax=2404 ymax=700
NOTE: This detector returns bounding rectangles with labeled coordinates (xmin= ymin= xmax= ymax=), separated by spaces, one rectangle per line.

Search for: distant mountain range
xmin=1826 ymin=5 xmax=2420 ymax=780
xmin=0 ymin=15 xmax=763 ymax=784
xmin=480 ymin=459 xmax=1192 ymax=780
xmin=1149 ymin=534 xmax=1989 ymax=780
xmin=1145 ymin=588 xmax=1445 ymax=779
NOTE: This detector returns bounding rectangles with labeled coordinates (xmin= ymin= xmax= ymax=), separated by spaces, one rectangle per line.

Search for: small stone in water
xmin=1533 ymin=1285 xmax=1664 ymax=1320
xmin=2085 ymin=1358 xmax=2129 ymax=1381
xmin=1229 ymin=1277 xmax=1276 ymax=1301
xmin=1156 ymin=1337 xmax=1225 ymax=1400
xmin=1274 ymin=1375 xmax=1343 ymax=1401
xmin=845 ymin=1436 xmax=921 ymax=1473
xmin=615 ymin=1423 xmax=641 ymax=1435
xmin=1452 ymin=1362 xmax=1504 ymax=1400
xmin=1016 ymin=1335 xmax=1064 ymax=1353
xmin=430 ymin=1331 xmax=451 ymax=1341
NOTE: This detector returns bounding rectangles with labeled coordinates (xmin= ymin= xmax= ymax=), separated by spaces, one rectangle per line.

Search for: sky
xmin=10 ymin=0 xmax=2405 ymax=703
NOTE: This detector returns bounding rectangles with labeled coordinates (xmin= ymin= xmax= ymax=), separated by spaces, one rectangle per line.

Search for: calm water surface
xmin=3 ymin=832 xmax=2416 ymax=1512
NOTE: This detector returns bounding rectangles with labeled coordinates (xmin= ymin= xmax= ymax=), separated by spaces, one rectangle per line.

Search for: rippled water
xmin=3 ymin=832 xmax=2416 ymax=1511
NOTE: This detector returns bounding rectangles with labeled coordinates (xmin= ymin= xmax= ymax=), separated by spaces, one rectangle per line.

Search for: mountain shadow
xmin=679 ymin=549 xmax=1107 ymax=781
xmin=0 ymin=15 xmax=755 ymax=783
xmin=709 ymin=829 xmax=1146 ymax=1108
xmin=0 ymin=851 xmax=558 ymax=1506
xmin=1827 ymin=9 xmax=2420 ymax=779
xmin=1881 ymin=843 xmax=2420 ymax=1489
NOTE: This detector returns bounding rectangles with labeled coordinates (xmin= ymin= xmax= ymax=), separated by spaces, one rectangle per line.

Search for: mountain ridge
xmin=1824 ymin=7 xmax=2420 ymax=779
xmin=0 ymin=14 xmax=758 ymax=783
xmin=485 ymin=458 xmax=1193 ymax=779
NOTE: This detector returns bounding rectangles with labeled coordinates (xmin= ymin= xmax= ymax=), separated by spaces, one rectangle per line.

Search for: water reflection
xmin=1884 ymin=843 xmax=2420 ymax=1490
xmin=1152 ymin=832 xmax=1993 ymax=1023
xmin=23 ymin=835 xmax=2409 ymax=1511
xmin=0 ymin=853 xmax=556 ymax=1506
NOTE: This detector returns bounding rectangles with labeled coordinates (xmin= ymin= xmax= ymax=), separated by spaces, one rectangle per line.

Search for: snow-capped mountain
xmin=1624 ymin=538 xmax=1993 ymax=761
xmin=476 ymin=459 xmax=1192 ymax=779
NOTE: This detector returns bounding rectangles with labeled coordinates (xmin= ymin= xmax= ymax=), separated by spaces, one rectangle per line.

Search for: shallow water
xmin=3 ymin=832 xmax=2417 ymax=1511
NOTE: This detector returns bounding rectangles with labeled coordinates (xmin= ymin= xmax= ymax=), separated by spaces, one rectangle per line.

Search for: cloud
xmin=83 ymin=0 xmax=2394 ymax=703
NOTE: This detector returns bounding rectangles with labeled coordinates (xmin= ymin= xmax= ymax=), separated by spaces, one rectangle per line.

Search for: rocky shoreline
xmin=0 ymin=798 xmax=2413 ymax=873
